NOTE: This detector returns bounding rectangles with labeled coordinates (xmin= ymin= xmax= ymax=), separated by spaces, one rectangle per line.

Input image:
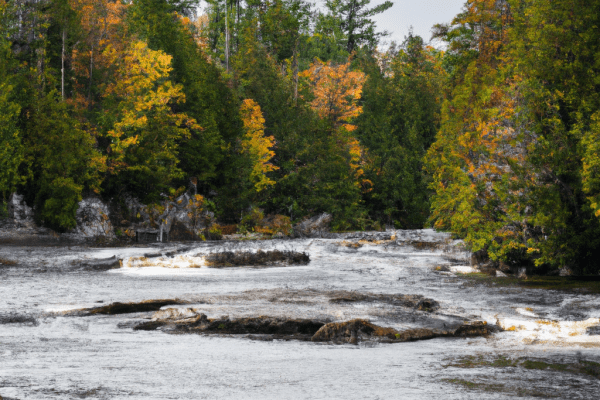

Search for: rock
xmin=292 ymin=213 xmax=332 ymax=238
xmin=416 ymin=298 xmax=440 ymax=312
xmin=498 ymin=261 xmax=513 ymax=274
xmin=67 ymin=299 xmax=185 ymax=316
xmin=125 ymin=194 xmax=216 ymax=242
xmin=559 ymin=267 xmax=573 ymax=277
xmin=470 ymin=249 xmax=488 ymax=267
xmin=204 ymin=250 xmax=310 ymax=268
xmin=79 ymin=255 xmax=121 ymax=271
xmin=453 ymin=321 xmax=490 ymax=337
xmin=496 ymin=270 xmax=507 ymax=277
xmin=70 ymin=197 xmax=115 ymax=240
xmin=152 ymin=307 xmax=201 ymax=321
xmin=311 ymin=319 xmax=398 ymax=343
xmin=7 ymin=193 xmax=34 ymax=227
xmin=0 ymin=312 xmax=38 ymax=326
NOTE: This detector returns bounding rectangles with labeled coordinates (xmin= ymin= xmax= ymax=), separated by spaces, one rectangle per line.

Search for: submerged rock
xmin=0 ymin=313 xmax=38 ymax=326
xmin=329 ymin=291 xmax=440 ymax=312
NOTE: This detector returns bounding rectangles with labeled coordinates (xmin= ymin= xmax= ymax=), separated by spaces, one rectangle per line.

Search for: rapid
xmin=1 ymin=230 xmax=599 ymax=399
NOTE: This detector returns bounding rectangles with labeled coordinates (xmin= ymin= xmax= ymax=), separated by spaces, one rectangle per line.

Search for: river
xmin=1 ymin=229 xmax=599 ymax=399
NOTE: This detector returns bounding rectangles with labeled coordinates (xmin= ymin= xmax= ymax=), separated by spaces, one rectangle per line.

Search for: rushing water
xmin=1 ymin=230 xmax=599 ymax=399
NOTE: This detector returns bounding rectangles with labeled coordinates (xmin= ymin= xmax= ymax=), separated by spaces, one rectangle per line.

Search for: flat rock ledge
xmin=132 ymin=312 xmax=493 ymax=344
xmin=64 ymin=299 xmax=186 ymax=316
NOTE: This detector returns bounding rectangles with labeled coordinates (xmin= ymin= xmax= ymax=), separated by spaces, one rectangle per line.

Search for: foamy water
xmin=1 ymin=230 xmax=599 ymax=399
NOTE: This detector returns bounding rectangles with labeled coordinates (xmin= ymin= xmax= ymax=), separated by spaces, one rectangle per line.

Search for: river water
xmin=1 ymin=230 xmax=599 ymax=399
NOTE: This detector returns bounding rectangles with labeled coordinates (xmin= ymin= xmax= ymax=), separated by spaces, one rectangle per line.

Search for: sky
xmin=198 ymin=0 xmax=467 ymax=47
xmin=364 ymin=0 xmax=466 ymax=46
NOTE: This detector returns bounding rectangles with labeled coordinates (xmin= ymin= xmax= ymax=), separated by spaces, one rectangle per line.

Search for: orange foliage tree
xmin=301 ymin=58 xmax=371 ymax=192
xmin=69 ymin=0 xmax=128 ymax=108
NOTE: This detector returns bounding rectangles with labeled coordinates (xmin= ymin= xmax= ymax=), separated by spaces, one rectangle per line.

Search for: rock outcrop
xmin=6 ymin=193 xmax=34 ymax=227
xmin=125 ymin=306 xmax=493 ymax=344
xmin=122 ymin=194 xmax=215 ymax=242
xmin=71 ymin=197 xmax=115 ymax=240
xmin=292 ymin=213 xmax=333 ymax=238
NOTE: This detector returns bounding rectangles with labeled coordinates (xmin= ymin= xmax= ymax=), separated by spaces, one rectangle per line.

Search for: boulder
xmin=7 ymin=193 xmax=34 ymax=227
xmin=73 ymin=197 xmax=115 ymax=239
xmin=292 ymin=213 xmax=332 ymax=238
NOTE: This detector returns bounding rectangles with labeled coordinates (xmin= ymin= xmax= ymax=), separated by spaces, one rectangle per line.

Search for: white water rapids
xmin=1 ymin=229 xmax=599 ymax=399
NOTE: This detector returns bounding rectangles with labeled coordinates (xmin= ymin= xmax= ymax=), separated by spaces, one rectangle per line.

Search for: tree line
xmin=1 ymin=0 xmax=599 ymax=273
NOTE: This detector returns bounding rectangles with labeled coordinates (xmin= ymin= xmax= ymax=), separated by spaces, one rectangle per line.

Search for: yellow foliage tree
xmin=101 ymin=41 xmax=199 ymax=198
xmin=239 ymin=99 xmax=278 ymax=192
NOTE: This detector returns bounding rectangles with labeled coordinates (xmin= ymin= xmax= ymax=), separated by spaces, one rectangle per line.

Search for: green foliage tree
xmin=0 ymin=1 xmax=25 ymax=200
xmin=324 ymin=0 xmax=393 ymax=53
xmin=427 ymin=0 xmax=600 ymax=273
xmin=20 ymin=91 xmax=103 ymax=231
xmin=357 ymin=34 xmax=446 ymax=228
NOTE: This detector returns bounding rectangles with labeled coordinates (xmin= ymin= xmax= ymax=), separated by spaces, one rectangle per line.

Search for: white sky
xmin=366 ymin=0 xmax=466 ymax=46
xmin=199 ymin=0 xmax=467 ymax=47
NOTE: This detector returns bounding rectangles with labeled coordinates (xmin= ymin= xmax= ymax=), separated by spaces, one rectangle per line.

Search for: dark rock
xmin=205 ymin=250 xmax=309 ymax=268
xmin=0 ymin=313 xmax=38 ymax=325
xmin=68 ymin=299 xmax=185 ymax=316
xmin=143 ymin=252 xmax=162 ymax=258
xmin=453 ymin=321 xmax=491 ymax=337
xmin=311 ymin=319 xmax=397 ymax=343
xmin=136 ymin=229 xmax=160 ymax=243
xmin=169 ymin=220 xmax=197 ymax=241
xmin=470 ymin=249 xmax=487 ymax=266
xmin=133 ymin=320 xmax=169 ymax=331
xmin=586 ymin=325 xmax=600 ymax=335
xmin=79 ymin=255 xmax=121 ymax=271
xmin=416 ymin=298 xmax=440 ymax=312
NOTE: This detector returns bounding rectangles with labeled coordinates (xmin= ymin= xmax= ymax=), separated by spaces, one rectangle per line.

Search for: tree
xmin=0 ymin=1 xmax=25 ymax=200
xmin=357 ymin=34 xmax=446 ymax=228
xmin=239 ymin=99 xmax=278 ymax=192
xmin=324 ymin=0 xmax=393 ymax=53
xmin=426 ymin=0 xmax=600 ymax=273
xmin=100 ymin=41 xmax=198 ymax=202
xmin=20 ymin=91 xmax=103 ymax=231
xmin=300 ymin=57 xmax=365 ymax=131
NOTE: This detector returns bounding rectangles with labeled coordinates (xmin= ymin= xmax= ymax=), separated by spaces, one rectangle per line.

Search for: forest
xmin=0 ymin=0 xmax=599 ymax=274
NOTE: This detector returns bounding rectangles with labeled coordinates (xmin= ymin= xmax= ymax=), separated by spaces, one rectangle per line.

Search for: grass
xmin=458 ymin=272 xmax=600 ymax=294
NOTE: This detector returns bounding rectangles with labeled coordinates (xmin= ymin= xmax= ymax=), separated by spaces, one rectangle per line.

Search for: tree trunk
xmin=225 ymin=3 xmax=229 ymax=72
xmin=88 ymin=42 xmax=94 ymax=106
xmin=61 ymin=28 xmax=66 ymax=100
xmin=293 ymin=41 xmax=298 ymax=104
